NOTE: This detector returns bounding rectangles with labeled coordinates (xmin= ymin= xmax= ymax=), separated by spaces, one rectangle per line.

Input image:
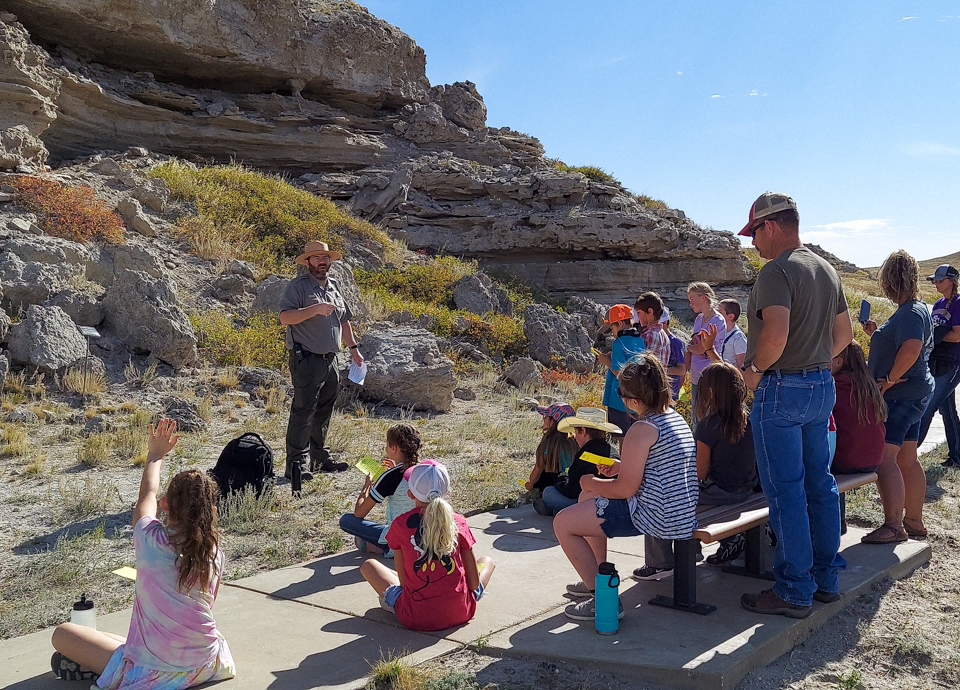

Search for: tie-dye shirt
xmin=123 ymin=516 xmax=229 ymax=672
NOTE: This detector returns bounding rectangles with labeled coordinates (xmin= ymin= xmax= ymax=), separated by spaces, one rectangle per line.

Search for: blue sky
xmin=364 ymin=1 xmax=960 ymax=268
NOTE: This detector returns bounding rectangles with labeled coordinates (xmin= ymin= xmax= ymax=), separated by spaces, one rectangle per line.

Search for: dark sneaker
xmin=706 ymin=534 xmax=745 ymax=566
xmin=632 ymin=565 xmax=673 ymax=581
xmin=564 ymin=596 xmax=625 ymax=621
xmin=565 ymin=581 xmax=593 ymax=598
xmin=51 ymin=652 xmax=98 ymax=681
xmin=741 ymin=589 xmax=811 ymax=619
xmin=813 ymin=589 xmax=842 ymax=604
xmin=533 ymin=499 xmax=554 ymax=516
xmin=319 ymin=460 xmax=348 ymax=473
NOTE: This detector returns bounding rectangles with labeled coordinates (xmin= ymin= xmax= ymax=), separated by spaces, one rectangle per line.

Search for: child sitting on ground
xmin=360 ymin=462 xmax=496 ymax=632
xmin=51 ymin=419 xmax=235 ymax=688
xmin=535 ymin=407 xmax=621 ymax=516
xmin=525 ymin=403 xmax=578 ymax=493
xmin=831 ymin=341 xmax=887 ymax=532
xmin=635 ymin=361 xmax=758 ymax=579
xmin=339 ymin=423 xmax=422 ymax=556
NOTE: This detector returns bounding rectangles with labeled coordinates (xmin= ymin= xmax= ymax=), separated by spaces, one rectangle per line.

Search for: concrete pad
xmin=483 ymin=526 xmax=931 ymax=690
xmin=3 ymin=586 xmax=458 ymax=690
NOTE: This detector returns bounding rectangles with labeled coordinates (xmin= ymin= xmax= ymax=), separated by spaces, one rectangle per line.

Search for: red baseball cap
xmin=739 ymin=191 xmax=797 ymax=236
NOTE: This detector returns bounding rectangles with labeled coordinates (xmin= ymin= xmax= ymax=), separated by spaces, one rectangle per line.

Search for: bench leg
xmin=648 ymin=539 xmax=716 ymax=615
xmin=721 ymin=524 xmax=775 ymax=581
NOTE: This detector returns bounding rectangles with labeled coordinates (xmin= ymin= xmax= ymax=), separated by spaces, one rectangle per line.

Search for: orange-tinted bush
xmin=11 ymin=176 xmax=126 ymax=245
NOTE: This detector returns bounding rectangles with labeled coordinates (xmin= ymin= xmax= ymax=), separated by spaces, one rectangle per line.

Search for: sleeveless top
xmin=627 ymin=409 xmax=699 ymax=539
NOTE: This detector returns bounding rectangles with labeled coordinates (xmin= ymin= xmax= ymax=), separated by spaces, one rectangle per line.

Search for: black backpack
xmin=209 ymin=433 xmax=275 ymax=499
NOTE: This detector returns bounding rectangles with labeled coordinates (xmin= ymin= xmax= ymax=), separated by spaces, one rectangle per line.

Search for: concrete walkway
xmin=3 ymin=502 xmax=931 ymax=690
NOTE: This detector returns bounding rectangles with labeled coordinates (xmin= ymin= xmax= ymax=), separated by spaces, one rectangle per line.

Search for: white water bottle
xmin=71 ymin=594 xmax=97 ymax=629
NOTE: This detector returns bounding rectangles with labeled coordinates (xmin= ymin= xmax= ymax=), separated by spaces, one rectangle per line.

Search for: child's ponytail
xmin=421 ymin=495 xmax=457 ymax=560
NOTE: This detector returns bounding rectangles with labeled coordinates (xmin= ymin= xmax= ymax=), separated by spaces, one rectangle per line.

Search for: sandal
xmin=903 ymin=519 xmax=928 ymax=538
xmin=861 ymin=524 xmax=908 ymax=544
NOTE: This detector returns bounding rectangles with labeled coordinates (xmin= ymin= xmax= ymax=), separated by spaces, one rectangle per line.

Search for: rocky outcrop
xmin=102 ymin=270 xmax=197 ymax=369
xmin=7 ymin=304 xmax=87 ymax=372
xmin=347 ymin=325 xmax=455 ymax=412
xmin=523 ymin=304 xmax=594 ymax=374
xmin=452 ymin=272 xmax=512 ymax=317
xmin=503 ymin=357 xmax=542 ymax=388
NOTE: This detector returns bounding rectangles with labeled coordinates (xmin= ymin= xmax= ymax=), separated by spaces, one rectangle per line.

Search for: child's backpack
xmin=209 ymin=432 xmax=275 ymax=498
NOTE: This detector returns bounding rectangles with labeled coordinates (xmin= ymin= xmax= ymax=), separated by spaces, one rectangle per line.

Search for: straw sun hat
xmin=556 ymin=407 xmax=622 ymax=434
xmin=295 ymin=240 xmax=342 ymax=265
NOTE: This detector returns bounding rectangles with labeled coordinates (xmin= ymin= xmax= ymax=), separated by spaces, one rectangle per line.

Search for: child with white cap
xmin=359 ymin=462 xmax=496 ymax=632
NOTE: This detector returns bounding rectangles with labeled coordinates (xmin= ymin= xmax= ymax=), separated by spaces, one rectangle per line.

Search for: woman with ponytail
xmin=360 ymin=462 xmax=496 ymax=631
xmin=51 ymin=419 xmax=235 ymax=687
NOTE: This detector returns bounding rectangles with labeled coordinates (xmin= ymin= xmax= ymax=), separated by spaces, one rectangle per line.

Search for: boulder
xmin=212 ymin=273 xmax=251 ymax=301
xmin=238 ymin=366 xmax=286 ymax=390
xmin=451 ymin=272 xmax=513 ymax=316
xmin=226 ymin=259 xmax=256 ymax=280
xmin=433 ymin=81 xmax=487 ymax=133
xmin=0 ymin=353 xmax=8 ymax=388
xmin=503 ymin=357 xmax=542 ymax=388
xmin=251 ymin=274 xmax=288 ymax=315
xmin=7 ymin=217 xmax=42 ymax=235
xmin=453 ymin=386 xmax=476 ymax=401
xmin=103 ymin=270 xmax=197 ymax=369
xmin=47 ymin=289 xmax=104 ymax=327
xmin=565 ymin=296 xmax=608 ymax=341
xmin=0 ymin=310 xmax=9 ymax=342
xmin=116 ymin=197 xmax=157 ymax=237
xmin=162 ymin=396 xmax=206 ymax=432
xmin=522 ymin=303 xmax=594 ymax=373
xmin=2 ymin=234 xmax=91 ymax=265
xmin=348 ymin=325 xmax=455 ymax=412
xmin=0 ymin=250 xmax=84 ymax=312
xmin=8 ymin=406 xmax=39 ymax=424
xmin=7 ymin=304 xmax=88 ymax=372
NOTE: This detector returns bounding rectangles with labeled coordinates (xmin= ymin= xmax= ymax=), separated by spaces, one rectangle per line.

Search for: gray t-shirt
xmin=279 ymin=273 xmax=353 ymax=354
xmin=867 ymin=299 xmax=934 ymax=401
xmin=745 ymin=246 xmax=847 ymax=371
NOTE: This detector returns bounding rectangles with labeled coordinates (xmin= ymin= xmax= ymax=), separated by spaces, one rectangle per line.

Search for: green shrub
xmin=635 ymin=194 xmax=670 ymax=211
xmin=355 ymin=256 xmax=475 ymax=308
xmin=150 ymin=161 xmax=394 ymax=273
xmin=552 ymin=161 xmax=619 ymax=184
xmin=190 ymin=312 xmax=287 ymax=370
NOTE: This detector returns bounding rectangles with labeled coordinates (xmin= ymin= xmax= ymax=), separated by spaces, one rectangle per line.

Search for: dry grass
xmin=59 ymin=367 xmax=106 ymax=395
xmin=214 ymin=367 xmax=240 ymax=390
xmin=124 ymin=361 xmax=159 ymax=388
xmin=3 ymin=371 xmax=26 ymax=395
xmin=262 ymin=387 xmax=286 ymax=414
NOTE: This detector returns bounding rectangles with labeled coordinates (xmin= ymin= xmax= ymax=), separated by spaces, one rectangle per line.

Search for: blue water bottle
xmin=595 ymin=561 xmax=620 ymax=635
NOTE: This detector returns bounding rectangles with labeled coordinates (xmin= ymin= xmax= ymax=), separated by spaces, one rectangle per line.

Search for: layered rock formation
xmin=0 ymin=2 xmax=753 ymax=305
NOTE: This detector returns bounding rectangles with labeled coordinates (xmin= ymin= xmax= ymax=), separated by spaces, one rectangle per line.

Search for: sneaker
xmin=741 ymin=589 xmax=812 ymax=619
xmin=532 ymin=499 xmax=554 ymax=516
xmin=564 ymin=596 xmax=626 ymax=621
xmin=565 ymin=580 xmax=593 ymax=598
xmin=813 ymin=589 xmax=842 ymax=604
xmin=706 ymin=534 xmax=745 ymax=566
xmin=632 ymin=565 xmax=673 ymax=581
xmin=51 ymin=652 xmax=98 ymax=682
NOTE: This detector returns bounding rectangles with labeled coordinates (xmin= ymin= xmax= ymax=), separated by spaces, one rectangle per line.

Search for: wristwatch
xmin=748 ymin=363 xmax=763 ymax=374
xmin=349 ymin=344 xmax=360 ymax=350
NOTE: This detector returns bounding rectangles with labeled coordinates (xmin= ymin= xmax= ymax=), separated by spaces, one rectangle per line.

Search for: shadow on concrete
xmin=264 ymin=615 xmax=438 ymax=690
xmin=260 ymin=550 xmax=371 ymax=600
xmin=13 ymin=511 xmax=132 ymax=554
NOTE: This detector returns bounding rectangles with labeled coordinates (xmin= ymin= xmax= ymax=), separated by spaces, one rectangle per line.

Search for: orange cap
xmin=604 ymin=304 xmax=633 ymax=324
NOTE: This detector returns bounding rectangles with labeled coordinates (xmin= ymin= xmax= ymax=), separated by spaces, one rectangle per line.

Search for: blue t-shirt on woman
xmin=867 ymin=299 xmax=934 ymax=401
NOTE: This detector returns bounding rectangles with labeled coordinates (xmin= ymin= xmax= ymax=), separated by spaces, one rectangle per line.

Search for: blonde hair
xmin=878 ymin=250 xmax=920 ymax=303
xmin=686 ymin=282 xmax=718 ymax=308
xmin=421 ymin=496 xmax=457 ymax=560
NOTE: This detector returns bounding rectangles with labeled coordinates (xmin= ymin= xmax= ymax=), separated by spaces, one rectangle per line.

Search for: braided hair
xmin=165 ymin=469 xmax=220 ymax=594
xmin=386 ymin=423 xmax=422 ymax=468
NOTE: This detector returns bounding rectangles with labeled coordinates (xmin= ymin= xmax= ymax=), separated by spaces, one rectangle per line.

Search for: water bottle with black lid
xmin=594 ymin=561 xmax=620 ymax=635
xmin=71 ymin=594 xmax=97 ymax=629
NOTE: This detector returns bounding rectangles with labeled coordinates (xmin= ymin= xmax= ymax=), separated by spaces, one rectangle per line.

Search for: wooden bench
xmin=647 ymin=472 xmax=879 ymax=616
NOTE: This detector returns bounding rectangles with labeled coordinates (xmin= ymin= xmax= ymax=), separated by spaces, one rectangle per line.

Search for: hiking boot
xmin=741 ymin=589 xmax=811 ymax=619
xmin=318 ymin=460 xmax=348 ymax=473
xmin=565 ymin=581 xmax=593 ymax=598
xmin=51 ymin=652 xmax=98 ymax=682
xmin=533 ymin=499 xmax=554 ymax=516
xmin=706 ymin=534 xmax=745 ymax=566
xmin=564 ymin=596 xmax=625 ymax=621
xmin=813 ymin=589 xmax=842 ymax=604
xmin=632 ymin=565 xmax=673 ymax=581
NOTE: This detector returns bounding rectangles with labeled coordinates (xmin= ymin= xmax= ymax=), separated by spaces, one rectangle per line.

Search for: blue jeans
xmin=917 ymin=365 xmax=960 ymax=461
xmin=541 ymin=486 xmax=577 ymax=513
xmin=751 ymin=368 xmax=845 ymax=606
xmin=339 ymin=513 xmax=389 ymax=554
xmin=885 ymin=395 xmax=931 ymax=445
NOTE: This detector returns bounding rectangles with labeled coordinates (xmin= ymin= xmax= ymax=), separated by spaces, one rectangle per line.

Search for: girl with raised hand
xmin=554 ymin=354 xmax=698 ymax=620
xmin=51 ymin=418 xmax=235 ymax=689
xmin=339 ymin=423 xmax=423 ymax=556
xmin=359 ymin=462 xmax=496 ymax=632
xmin=526 ymin=402 xmax=578 ymax=496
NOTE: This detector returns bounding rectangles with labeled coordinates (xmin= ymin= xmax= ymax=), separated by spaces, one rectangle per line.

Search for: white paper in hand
xmin=348 ymin=361 xmax=368 ymax=385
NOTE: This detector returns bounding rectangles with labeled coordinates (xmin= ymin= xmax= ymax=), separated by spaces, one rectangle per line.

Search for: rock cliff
xmin=0 ymin=3 xmax=752 ymax=305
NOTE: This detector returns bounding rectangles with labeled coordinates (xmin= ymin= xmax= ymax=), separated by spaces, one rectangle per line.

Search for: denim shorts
xmin=595 ymin=497 xmax=642 ymax=538
xmin=380 ymin=583 xmax=484 ymax=614
xmin=885 ymin=395 xmax=931 ymax=446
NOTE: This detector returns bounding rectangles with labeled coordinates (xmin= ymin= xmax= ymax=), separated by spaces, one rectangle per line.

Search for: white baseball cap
xmin=407 ymin=462 xmax=450 ymax=501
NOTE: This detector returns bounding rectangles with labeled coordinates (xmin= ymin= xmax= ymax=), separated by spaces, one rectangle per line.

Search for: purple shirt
xmin=688 ymin=313 xmax=726 ymax=384
xmin=931 ymin=295 xmax=960 ymax=364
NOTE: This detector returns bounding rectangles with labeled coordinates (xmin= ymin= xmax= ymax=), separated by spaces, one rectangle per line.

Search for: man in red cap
xmin=279 ymin=241 xmax=363 ymax=480
xmin=737 ymin=192 xmax=853 ymax=618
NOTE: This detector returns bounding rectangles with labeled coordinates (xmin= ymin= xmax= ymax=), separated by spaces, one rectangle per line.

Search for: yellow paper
xmin=112 ymin=566 xmax=137 ymax=581
xmin=518 ymin=479 xmax=527 ymax=487
xmin=355 ymin=455 xmax=386 ymax=480
xmin=580 ymin=451 xmax=616 ymax=466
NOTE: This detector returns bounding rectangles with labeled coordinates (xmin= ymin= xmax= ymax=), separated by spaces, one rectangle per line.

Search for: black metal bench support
xmin=648 ymin=538 xmax=716 ymax=616
xmin=721 ymin=523 xmax=775 ymax=581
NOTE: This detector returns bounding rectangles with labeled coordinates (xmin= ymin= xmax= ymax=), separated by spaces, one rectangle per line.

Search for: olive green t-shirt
xmin=745 ymin=246 xmax=848 ymax=372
